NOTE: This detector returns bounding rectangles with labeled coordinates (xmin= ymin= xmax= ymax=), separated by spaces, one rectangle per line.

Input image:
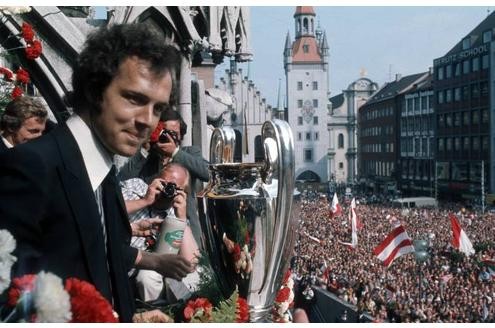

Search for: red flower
xmin=16 ymin=67 xmax=30 ymax=84
xmin=65 ymin=278 xmax=118 ymax=323
xmin=236 ymin=297 xmax=249 ymax=322
xmin=7 ymin=274 xmax=37 ymax=306
xmin=183 ymin=297 xmax=213 ymax=322
xmin=233 ymin=243 xmax=241 ymax=262
xmin=11 ymin=86 xmax=23 ymax=99
xmin=25 ymin=40 xmax=42 ymax=60
xmin=21 ymin=22 xmax=34 ymax=43
xmin=150 ymin=121 xmax=165 ymax=143
xmin=0 ymin=67 xmax=14 ymax=81
xmin=275 ymin=286 xmax=290 ymax=303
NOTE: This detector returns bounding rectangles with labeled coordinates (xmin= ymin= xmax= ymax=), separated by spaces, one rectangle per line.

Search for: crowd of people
xmin=292 ymin=192 xmax=495 ymax=322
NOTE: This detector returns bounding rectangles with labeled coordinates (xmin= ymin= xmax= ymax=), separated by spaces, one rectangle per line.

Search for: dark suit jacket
xmin=0 ymin=137 xmax=9 ymax=153
xmin=0 ymin=124 xmax=137 ymax=322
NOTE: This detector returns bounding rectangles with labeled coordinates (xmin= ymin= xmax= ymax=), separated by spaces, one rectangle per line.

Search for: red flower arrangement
xmin=183 ymin=297 xmax=213 ymax=322
xmin=0 ymin=67 xmax=14 ymax=81
xmin=150 ymin=121 xmax=165 ymax=143
xmin=15 ymin=67 xmax=30 ymax=84
xmin=25 ymin=40 xmax=42 ymax=60
xmin=7 ymin=274 xmax=37 ymax=306
xmin=11 ymin=86 xmax=23 ymax=99
xmin=236 ymin=297 xmax=249 ymax=323
xmin=64 ymin=278 xmax=118 ymax=323
xmin=275 ymin=286 xmax=291 ymax=303
xmin=21 ymin=22 xmax=34 ymax=43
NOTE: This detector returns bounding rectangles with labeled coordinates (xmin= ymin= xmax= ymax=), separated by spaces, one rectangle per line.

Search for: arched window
xmin=338 ymin=133 xmax=344 ymax=149
xmin=234 ymin=129 xmax=242 ymax=162
xmin=303 ymin=18 xmax=308 ymax=34
xmin=297 ymin=19 xmax=301 ymax=34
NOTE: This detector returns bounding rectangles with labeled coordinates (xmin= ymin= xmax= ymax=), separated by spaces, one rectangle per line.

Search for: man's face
xmin=153 ymin=166 xmax=188 ymax=209
xmin=163 ymin=119 xmax=181 ymax=142
xmin=93 ymin=56 xmax=173 ymax=156
xmin=12 ymin=116 xmax=46 ymax=145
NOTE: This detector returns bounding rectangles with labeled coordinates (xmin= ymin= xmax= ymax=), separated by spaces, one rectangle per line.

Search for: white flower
xmin=0 ymin=229 xmax=16 ymax=257
xmin=286 ymin=277 xmax=294 ymax=290
xmin=0 ymin=6 xmax=31 ymax=15
xmin=0 ymin=254 xmax=16 ymax=294
xmin=33 ymin=271 xmax=72 ymax=323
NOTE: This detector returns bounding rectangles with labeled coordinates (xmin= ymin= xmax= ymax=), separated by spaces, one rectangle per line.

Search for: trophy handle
xmin=260 ymin=119 xmax=295 ymax=296
xmin=209 ymin=126 xmax=236 ymax=164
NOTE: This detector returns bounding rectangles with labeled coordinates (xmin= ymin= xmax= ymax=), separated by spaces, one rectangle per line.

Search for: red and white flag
xmin=330 ymin=193 xmax=342 ymax=217
xmin=449 ymin=213 xmax=475 ymax=256
xmin=350 ymin=198 xmax=363 ymax=230
xmin=373 ymin=225 xmax=415 ymax=267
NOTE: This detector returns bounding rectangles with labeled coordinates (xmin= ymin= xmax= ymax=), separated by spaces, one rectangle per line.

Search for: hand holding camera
xmin=157 ymin=129 xmax=180 ymax=158
xmin=161 ymin=182 xmax=187 ymax=220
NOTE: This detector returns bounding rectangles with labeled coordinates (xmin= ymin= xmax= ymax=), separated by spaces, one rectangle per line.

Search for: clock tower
xmin=284 ymin=6 xmax=330 ymax=183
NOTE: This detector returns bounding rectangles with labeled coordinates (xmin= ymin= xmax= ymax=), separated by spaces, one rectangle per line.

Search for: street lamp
xmin=413 ymin=239 xmax=429 ymax=303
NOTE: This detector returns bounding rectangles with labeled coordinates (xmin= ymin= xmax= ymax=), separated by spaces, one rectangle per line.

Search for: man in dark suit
xmin=0 ymin=96 xmax=47 ymax=152
xmin=118 ymin=108 xmax=209 ymax=246
xmin=0 ymin=24 xmax=193 ymax=322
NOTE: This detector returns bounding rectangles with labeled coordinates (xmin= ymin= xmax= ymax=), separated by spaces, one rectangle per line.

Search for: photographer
xmin=121 ymin=162 xmax=199 ymax=302
xmin=118 ymin=108 xmax=209 ymax=247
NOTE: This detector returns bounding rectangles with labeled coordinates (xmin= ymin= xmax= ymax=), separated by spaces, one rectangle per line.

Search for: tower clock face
xmin=301 ymin=100 xmax=315 ymax=123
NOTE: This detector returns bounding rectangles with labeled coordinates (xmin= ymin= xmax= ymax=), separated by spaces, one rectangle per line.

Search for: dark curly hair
xmin=161 ymin=107 xmax=187 ymax=140
xmin=69 ymin=23 xmax=181 ymax=114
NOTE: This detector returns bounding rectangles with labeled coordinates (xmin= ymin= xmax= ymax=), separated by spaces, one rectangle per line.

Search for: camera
xmin=158 ymin=129 xmax=179 ymax=146
xmin=161 ymin=182 xmax=181 ymax=199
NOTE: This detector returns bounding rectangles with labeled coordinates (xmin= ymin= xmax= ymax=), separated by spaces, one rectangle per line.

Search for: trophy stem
xmin=248 ymin=306 xmax=272 ymax=323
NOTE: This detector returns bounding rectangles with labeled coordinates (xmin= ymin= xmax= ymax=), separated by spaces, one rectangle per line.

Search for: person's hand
xmin=143 ymin=178 xmax=165 ymax=206
xmin=133 ymin=310 xmax=173 ymax=323
xmin=172 ymin=189 xmax=187 ymax=220
xmin=155 ymin=253 xmax=195 ymax=280
xmin=130 ymin=217 xmax=163 ymax=237
xmin=156 ymin=133 xmax=177 ymax=157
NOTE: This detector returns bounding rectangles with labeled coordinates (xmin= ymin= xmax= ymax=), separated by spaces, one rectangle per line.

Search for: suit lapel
xmin=53 ymin=125 xmax=112 ymax=300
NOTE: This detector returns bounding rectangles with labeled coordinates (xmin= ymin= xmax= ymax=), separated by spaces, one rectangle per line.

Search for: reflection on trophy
xmin=197 ymin=119 xmax=296 ymax=322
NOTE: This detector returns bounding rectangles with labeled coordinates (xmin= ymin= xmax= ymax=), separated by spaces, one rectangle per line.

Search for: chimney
xmin=429 ymin=66 xmax=434 ymax=74
xmin=395 ymin=73 xmax=402 ymax=82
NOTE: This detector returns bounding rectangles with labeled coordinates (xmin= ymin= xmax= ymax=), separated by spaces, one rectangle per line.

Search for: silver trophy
xmin=197 ymin=119 xmax=296 ymax=322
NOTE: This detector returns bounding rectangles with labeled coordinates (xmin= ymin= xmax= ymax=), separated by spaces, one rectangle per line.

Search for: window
xmin=438 ymin=138 xmax=444 ymax=152
xmin=481 ymin=108 xmax=489 ymax=124
xmin=304 ymin=149 xmax=313 ymax=162
xmin=480 ymin=81 xmax=489 ymax=97
xmin=437 ymin=66 xmax=444 ymax=80
xmin=483 ymin=30 xmax=492 ymax=43
xmin=298 ymin=116 xmax=303 ymax=125
xmin=338 ymin=133 xmax=344 ymax=148
xmin=472 ymin=57 xmax=480 ymax=72
xmin=421 ymin=96 xmax=427 ymax=110
xmin=482 ymin=54 xmax=489 ymax=69
xmin=445 ymin=89 xmax=452 ymax=103
xmin=428 ymin=95 xmax=434 ymax=109
xmin=315 ymin=132 xmax=319 ymax=140
xmin=446 ymin=138 xmax=452 ymax=151
xmin=438 ymin=114 xmax=445 ymax=128
xmin=462 ymin=85 xmax=470 ymax=100
xmin=338 ymin=162 xmax=344 ymax=169
xmin=407 ymin=98 xmax=413 ymax=113
xmin=463 ymin=60 xmax=470 ymax=74
xmin=454 ymin=87 xmax=461 ymax=101
xmin=472 ymin=110 xmax=479 ymax=124
xmin=297 ymin=99 xmax=303 ymax=108
xmin=482 ymin=136 xmax=489 ymax=151
xmin=454 ymin=62 xmax=461 ymax=76
xmin=445 ymin=64 xmax=452 ymax=78
xmin=454 ymin=112 xmax=461 ymax=127
xmin=463 ymin=136 xmax=470 ymax=151
xmin=462 ymin=37 xmax=471 ymax=50
xmin=462 ymin=111 xmax=470 ymax=126
xmin=297 ymin=81 xmax=303 ymax=90
xmin=303 ymin=44 xmax=309 ymax=53
xmin=438 ymin=91 xmax=444 ymax=104
xmin=446 ymin=113 xmax=452 ymax=127
xmin=312 ymin=81 xmax=318 ymax=90
xmin=313 ymin=99 xmax=318 ymax=108
xmin=472 ymin=136 xmax=479 ymax=151
xmin=305 ymin=132 xmax=311 ymax=140
xmin=454 ymin=137 xmax=461 ymax=151
xmin=471 ymin=83 xmax=479 ymax=99
xmin=313 ymin=116 xmax=318 ymax=125
xmin=297 ymin=132 xmax=302 ymax=141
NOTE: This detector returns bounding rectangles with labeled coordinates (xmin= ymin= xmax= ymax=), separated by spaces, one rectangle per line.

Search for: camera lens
xmin=161 ymin=182 xmax=177 ymax=199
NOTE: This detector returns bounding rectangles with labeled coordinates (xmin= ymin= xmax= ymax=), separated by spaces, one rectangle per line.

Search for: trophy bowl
xmin=197 ymin=120 xmax=296 ymax=322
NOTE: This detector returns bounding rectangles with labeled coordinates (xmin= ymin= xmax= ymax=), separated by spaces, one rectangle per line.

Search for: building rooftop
xmin=366 ymin=72 xmax=427 ymax=105
xmin=292 ymin=36 xmax=321 ymax=62
xmin=294 ymin=6 xmax=315 ymax=16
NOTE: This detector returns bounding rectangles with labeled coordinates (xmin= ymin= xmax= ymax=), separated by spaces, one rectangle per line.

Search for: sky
xmin=214 ymin=6 xmax=491 ymax=107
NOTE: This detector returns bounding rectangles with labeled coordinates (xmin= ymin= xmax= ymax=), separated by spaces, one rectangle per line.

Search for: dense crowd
xmin=292 ymin=193 xmax=495 ymax=322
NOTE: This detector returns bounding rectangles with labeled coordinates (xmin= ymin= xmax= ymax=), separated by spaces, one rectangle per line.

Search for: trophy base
xmin=249 ymin=306 xmax=273 ymax=323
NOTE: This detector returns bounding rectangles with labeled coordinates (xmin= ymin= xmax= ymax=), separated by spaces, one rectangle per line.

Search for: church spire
xmin=293 ymin=6 xmax=316 ymax=39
